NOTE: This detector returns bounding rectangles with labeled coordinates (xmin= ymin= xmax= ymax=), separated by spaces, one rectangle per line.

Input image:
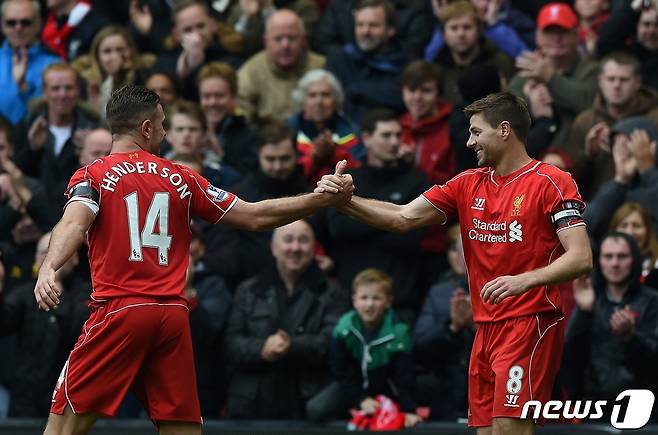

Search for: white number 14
xmin=124 ymin=192 xmax=172 ymax=265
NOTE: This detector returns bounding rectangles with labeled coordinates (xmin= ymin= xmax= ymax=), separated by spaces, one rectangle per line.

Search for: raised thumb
xmin=334 ymin=159 xmax=347 ymax=176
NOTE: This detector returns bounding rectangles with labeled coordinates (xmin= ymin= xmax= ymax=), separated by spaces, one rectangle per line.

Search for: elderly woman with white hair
xmin=287 ymin=69 xmax=364 ymax=183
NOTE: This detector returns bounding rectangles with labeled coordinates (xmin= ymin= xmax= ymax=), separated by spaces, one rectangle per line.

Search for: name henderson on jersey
xmin=99 ymin=160 xmax=192 ymax=199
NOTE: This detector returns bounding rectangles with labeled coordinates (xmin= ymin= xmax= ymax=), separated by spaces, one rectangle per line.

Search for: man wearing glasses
xmin=0 ymin=0 xmax=59 ymax=124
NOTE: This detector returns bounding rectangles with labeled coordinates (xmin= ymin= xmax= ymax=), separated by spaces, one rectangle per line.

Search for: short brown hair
xmin=166 ymin=100 xmax=207 ymax=131
xmin=256 ymin=122 xmax=295 ymax=150
xmin=106 ymin=85 xmax=160 ymax=135
xmin=354 ymin=0 xmax=396 ymax=28
xmin=352 ymin=268 xmax=393 ymax=296
xmin=600 ymin=51 xmax=642 ymax=76
xmin=42 ymin=63 xmax=79 ymax=87
xmin=197 ymin=62 xmax=237 ymax=95
xmin=463 ymin=92 xmax=531 ymax=141
xmin=438 ymin=1 xmax=479 ymax=30
xmin=401 ymin=60 xmax=441 ymax=90
xmin=173 ymin=0 xmax=209 ymax=18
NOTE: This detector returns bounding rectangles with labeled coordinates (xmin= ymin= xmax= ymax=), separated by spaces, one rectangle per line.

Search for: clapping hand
xmin=516 ymin=51 xmax=555 ymax=83
xmin=572 ymin=275 xmax=595 ymax=311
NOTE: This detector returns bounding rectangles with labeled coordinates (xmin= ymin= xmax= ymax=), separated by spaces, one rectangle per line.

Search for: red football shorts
xmin=51 ymin=296 xmax=201 ymax=424
xmin=468 ymin=312 xmax=564 ymax=427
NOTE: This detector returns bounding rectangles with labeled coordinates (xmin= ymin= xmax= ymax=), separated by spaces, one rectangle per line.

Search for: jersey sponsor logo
xmin=509 ymin=220 xmax=523 ymax=242
xmin=511 ymin=194 xmax=525 ymax=216
xmin=471 ymin=197 xmax=486 ymax=211
xmin=206 ymin=185 xmax=229 ymax=202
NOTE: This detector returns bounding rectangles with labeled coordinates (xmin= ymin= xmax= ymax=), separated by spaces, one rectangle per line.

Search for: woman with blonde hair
xmin=75 ymin=25 xmax=155 ymax=114
xmin=610 ymin=202 xmax=658 ymax=281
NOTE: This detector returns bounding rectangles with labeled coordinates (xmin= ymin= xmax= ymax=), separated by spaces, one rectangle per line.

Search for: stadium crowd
xmin=0 ymin=0 xmax=657 ymax=425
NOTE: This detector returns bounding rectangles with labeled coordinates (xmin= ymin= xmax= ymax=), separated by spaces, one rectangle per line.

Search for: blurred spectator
xmin=41 ymin=0 xmax=107 ymax=61
xmin=0 ymin=246 xmax=11 ymax=419
xmin=238 ymin=9 xmax=324 ymax=123
xmin=224 ymin=220 xmax=348 ymax=419
xmin=575 ymin=0 xmax=610 ymax=58
xmin=610 ymin=202 xmax=658 ymax=283
xmin=164 ymin=99 xmax=242 ymax=188
xmin=399 ymin=60 xmax=455 ymax=292
xmin=78 ymin=127 xmax=111 ymax=166
xmin=184 ymin=250 xmax=233 ymax=417
xmin=413 ymin=225 xmax=473 ymax=421
xmin=584 ymin=116 xmax=658 ymax=244
xmin=430 ymin=1 xmax=515 ymax=104
xmin=226 ymin=0 xmax=319 ymax=57
xmin=0 ymin=0 xmax=59 ymax=125
xmin=597 ymin=0 xmax=658 ymax=90
xmin=312 ymin=109 xmax=428 ymax=325
xmin=325 ymin=0 xmax=410 ymax=123
xmin=568 ymin=52 xmax=658 ymax=198
xmin=399 ymin=60 xmax=455 ymax=185
xmin=144 ymin=69 xmax=179 ymax=107
xmin=449 ymin=62 xmax=501 ymax=172
xmin=425 ymin=0 xmax=534 ymax=61
xmin=510 ymin=2 xmax=599 ymax=152
xmin=0 ymin=231 xmax=89 ymax=417
xmin=13 ymin=63 xmax=100 ymax=210
xmin=0 ymin=0 xmax=59 ymax=124
xmin=197 ymin=61 xmax=258 ymax=174
xmin=312 ymin=269 xmax=420 ymax=426
xmin=125 ymin=0 xmax=174 ymax=55
xmin=288 ymin=69 xmax=362 ymax=184
xmin=154 ymin=0 xmax=244 ymax=100
xmin=312 ymin=0 xmax=432 ymax=59
xmin=563 ymin=232 xmax=658 ymax=412
xmin=539 ymin=147 xmax=575 ymax=173
xmin=74 ymin=25 xmax=155 ymax=116
xmin=220 ymin=123 xmax=309 ymax=287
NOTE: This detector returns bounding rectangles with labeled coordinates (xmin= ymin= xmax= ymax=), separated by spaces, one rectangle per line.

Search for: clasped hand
xmin=314 ymin=160 xmax=355 ymax=206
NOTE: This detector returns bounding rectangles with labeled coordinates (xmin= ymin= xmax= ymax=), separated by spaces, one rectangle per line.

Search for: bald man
xmin=78 ymin=128 xmax=111 ymax=166
xmin=237 ymin=10 xmax=325 ymax=122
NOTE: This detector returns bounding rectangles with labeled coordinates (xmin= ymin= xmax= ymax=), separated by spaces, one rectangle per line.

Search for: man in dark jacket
xmin=0 ymin=232 xmax=90 ymax=417
xmin=597 ymin=1 xmax=658 ymax=91
xmin=313 ymin=0 xmax=431 ymax=59
xmin=563 ymin=232 xmax=658 ymax=417
xmin=203 ymin=123 xmax=310 ymax=287
xmin=325 ymin=0 xmax=411 ymax=123
xmin=224 ymin=220 xmax=348 ymax=419
xmin=12 ymin=63 xmax=100 ymax=211
xmin=313 ymin=108 xmax=428 ymax=324
xmin=413 ymin=225 xmax=474 ymax=421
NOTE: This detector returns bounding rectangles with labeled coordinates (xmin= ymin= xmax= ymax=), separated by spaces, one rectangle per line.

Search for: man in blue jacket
xmin=1 ymin=0 xmax=59 ymax=125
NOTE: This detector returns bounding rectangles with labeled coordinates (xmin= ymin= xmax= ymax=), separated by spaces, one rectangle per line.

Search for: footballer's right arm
xmin=339 ymin=195 xmax=446 ymax=233
xmin=34 ymin=202 xmax=95 ymax=311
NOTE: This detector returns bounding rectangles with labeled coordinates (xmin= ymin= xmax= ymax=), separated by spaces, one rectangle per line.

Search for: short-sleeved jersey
xmin=65 ymin=150 xmax=238 ymax=301
xmin=422 ymin=160 xmax=585 ymax=322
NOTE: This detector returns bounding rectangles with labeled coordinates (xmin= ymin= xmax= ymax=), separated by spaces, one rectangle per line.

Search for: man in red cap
xmin=508 ymin=2 xmax=599 ymax=155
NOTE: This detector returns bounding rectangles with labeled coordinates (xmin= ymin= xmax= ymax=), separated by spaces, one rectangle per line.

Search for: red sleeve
xmin=180 ymin=166 xmax=238 ymax=224
xmin=421 ymin=173 xmax=465 ymax=219
xmin=540 ymin=166 xmax=585 ymax=233
xmin=64 ymin=164 xmax=101 ymax=212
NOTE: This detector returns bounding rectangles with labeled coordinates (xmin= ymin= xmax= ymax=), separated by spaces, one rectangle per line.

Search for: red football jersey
xmin=422 ymin=160 xmax=585 ymax=322
xmin=65 ymin=151 xmax=237 ymax=301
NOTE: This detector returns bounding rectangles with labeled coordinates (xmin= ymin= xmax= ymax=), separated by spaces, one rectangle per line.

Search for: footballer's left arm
xmin=481 ymin=225 xmax=593 ymax=304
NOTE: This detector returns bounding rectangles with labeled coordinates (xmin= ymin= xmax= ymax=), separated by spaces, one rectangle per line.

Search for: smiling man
xmin=316 ymin=92 xmax=593 ymax=435
xmin=0 ymin=0 xmax=59 ymax=124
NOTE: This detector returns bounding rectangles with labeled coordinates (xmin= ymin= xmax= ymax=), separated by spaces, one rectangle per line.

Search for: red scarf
xmin=41 ymin=1 xmax=91 ymax=60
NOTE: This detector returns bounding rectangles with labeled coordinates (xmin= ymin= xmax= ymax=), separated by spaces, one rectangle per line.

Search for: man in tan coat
xmin=238 ymin=9 xmax=324 ymax=123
